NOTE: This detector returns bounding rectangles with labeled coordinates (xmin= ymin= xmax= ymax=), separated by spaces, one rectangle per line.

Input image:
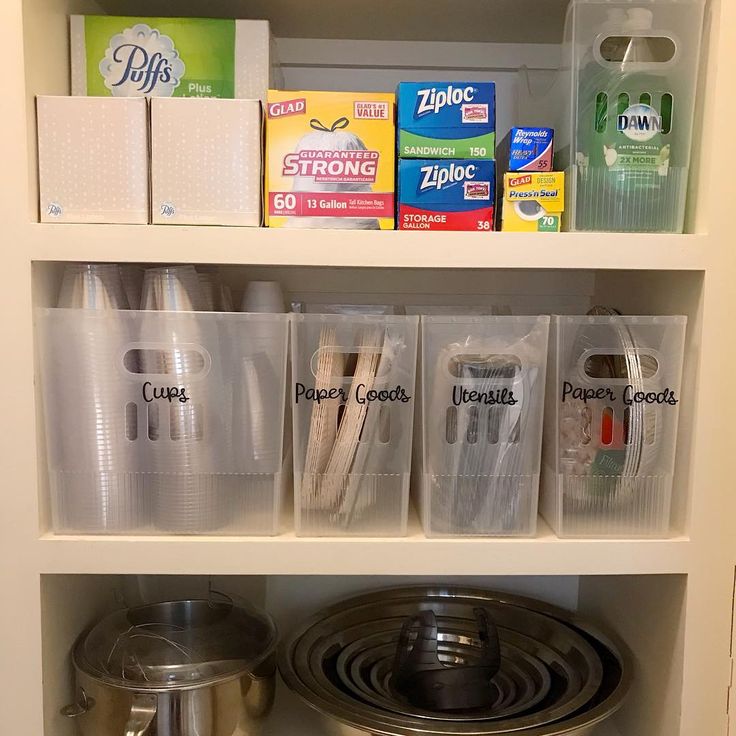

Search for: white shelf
xmin=37 ymin=514 xmax=691 ymax=576
xmin=26 ymin=223 xmax=707 ymax=270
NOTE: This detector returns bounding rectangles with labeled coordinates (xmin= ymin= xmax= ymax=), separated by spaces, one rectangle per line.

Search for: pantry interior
xmin=1 ymin=1 xmax=735 ymax=736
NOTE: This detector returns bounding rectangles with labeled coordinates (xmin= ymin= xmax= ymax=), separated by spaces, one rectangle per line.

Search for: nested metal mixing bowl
xmin=62 ymin=599 xmax=277 ymax=736
xmin=279 ymin=585 xmax=633 ymax=736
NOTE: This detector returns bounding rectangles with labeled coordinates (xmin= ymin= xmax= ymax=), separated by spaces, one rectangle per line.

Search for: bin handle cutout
xmin=310 ymin=346 xmax=391 ymax=381
xmin=594 ymin=34 xmax=678 ymax=68
xmin=121 ymin=343 xmax=211 ymax=378
xmin=580 ymin=350 xmax=659 ymax=381
xmin=446 ymin=353 xmax=522 ymax=381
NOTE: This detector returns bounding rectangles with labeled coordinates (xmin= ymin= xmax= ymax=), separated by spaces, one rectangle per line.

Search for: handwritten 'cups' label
xmin=142 ymin=381 xmax=190 ymax=404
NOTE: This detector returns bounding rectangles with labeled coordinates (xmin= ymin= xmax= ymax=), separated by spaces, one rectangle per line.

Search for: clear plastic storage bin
xmin=541 ymin=315 xmax=686 ymax=538
xmin=564 ymin=0 xmax=705 ymax=233
xmin=418 ymin=316 xmax=550 ymax=537
xmin=291 ymin=314 xmax=419 ymax=537
xmin=37 ymin=309 xmax=289 ymax=535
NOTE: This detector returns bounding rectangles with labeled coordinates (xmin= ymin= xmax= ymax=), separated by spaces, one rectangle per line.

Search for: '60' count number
xmin=273 ymin=193 xmax=297 ymax=210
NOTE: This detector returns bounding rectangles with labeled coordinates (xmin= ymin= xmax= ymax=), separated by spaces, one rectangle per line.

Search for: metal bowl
xmin=279 ymin=586 xmax=632 ymax=736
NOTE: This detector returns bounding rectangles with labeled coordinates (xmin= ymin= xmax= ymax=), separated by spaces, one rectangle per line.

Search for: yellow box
xmin=501 ymin=172 xmax=565 ymax=232
xmin=265 ymin=90 xmax=396 ymax=229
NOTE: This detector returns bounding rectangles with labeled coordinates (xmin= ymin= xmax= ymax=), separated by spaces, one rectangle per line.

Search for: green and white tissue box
xmin=70 ymin=16 xmax=281 ymax=101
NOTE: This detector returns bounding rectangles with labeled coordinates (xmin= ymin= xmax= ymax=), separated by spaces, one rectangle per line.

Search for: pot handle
xmin=124 ymin=693 xmax=157 ymax=736
xmin=61 ymin=687 xmax=94 ymax=717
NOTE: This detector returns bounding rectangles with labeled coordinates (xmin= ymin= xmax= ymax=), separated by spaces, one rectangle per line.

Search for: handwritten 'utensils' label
xmin=142 ymin=381 xmax=190 ymax=403
xmin=451 ymin=386 xmax=518 ymax=407
xmin=295 ymin=382 xmax=411 ymax=405
xmin=561 ymin=381 xmax=679 ymax=406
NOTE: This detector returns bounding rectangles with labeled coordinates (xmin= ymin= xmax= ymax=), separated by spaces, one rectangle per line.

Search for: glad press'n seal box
xmin=265 ymin=90 xmax=395 ymax=229
xmin=397 ymin=159 xmax=495 ymax=231
xmin=397 ymin=82 xmax=495 ymax=160
xmin=502 ymin=172 xmax=565 ymax=232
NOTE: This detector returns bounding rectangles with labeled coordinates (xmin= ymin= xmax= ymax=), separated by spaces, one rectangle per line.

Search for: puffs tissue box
xmin=37 ymin=96 xmax=149 ymax=224
xmin=70 ymin=16 xmax=280 ymax=101
xmin=151 ymin=98 xmax=262 ymax=226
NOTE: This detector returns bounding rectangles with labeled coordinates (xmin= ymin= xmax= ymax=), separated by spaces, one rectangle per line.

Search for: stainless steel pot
xmin=62 ymin=599 xmax=277 ymax=736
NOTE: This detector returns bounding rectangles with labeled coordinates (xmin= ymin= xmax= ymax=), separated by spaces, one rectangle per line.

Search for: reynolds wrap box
xmin=266 ymin=90 xmax=395 ymax=229
xmin=70 ymin=16 xmax=281 ymax=100
xmin=502 ymin=172 xmax=565 ymax=232
xmin=397 ymin=82 xmax=496 ymax=160
xmin=505 ymin=127 xmax=554 ymax=172
xmin=397 ymin=159 xmax=495 ymax=231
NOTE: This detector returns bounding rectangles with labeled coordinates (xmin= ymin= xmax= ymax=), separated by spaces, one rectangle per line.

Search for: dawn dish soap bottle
xmin=568 ymin=0 xmax=705 ymax=233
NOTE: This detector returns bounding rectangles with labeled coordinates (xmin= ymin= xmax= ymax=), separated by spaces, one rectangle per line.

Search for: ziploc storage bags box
xmin=397 ymin=82 xmax=495 ymax=160
xmin=397 ymin=159 xmax=495 ymax=231
xmin=265 ymin=90 xmax=396 ymax=230
xmin=502 ymin=172 xmax=564 ymax=232
xmin=70 ymin=16 xmax=280 ymax=100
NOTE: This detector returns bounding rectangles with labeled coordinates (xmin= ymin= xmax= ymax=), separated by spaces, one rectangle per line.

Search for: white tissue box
xmin=151 ymin=98 xmax=262 ymax=226
xmin=37 ymin=96 xmax=149 ymax=224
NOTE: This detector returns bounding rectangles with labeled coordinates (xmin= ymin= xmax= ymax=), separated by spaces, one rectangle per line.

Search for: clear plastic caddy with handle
xmin=417 ymin=316 xmax=550 ymax=537
xmin=563 ymin=0 xmax=705 ymax=232
xmin=291 ymin=313 xmax=419 ymax=537
xmin=541 ymin=315 xmax=686 ymax=538
xmin=37 ymin=309 xmax=289 ymax=535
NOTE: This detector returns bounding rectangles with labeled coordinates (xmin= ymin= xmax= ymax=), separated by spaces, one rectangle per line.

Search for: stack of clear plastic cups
xmin=54 ymin=263 xmax=144 ymax=532
xmin=197 ymin=267 xmax=235 ymax=312
xmin=197 ymin=270 xmax=217 ymax=311
xmin=140 ymin=265 xmax=226 ymax=533
xmin=119 ymin=264 xmax=144 ymax=310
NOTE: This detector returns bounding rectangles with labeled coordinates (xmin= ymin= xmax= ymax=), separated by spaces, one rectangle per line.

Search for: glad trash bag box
xmin=265 ymin=90 xmax=396 ymax=229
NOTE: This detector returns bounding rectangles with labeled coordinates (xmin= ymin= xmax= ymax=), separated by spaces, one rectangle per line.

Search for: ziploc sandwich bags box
xmin=397 ymin=82 xmax=495 ymax=160
xmin=397 ymin=159 xmax=495 ymax=231
xmin=502 ymin=172 xmax=564 ymax=232
xmin=70 ymin=16 xmax=280 ymax=100
xmin=266 ymin=90 xmax=396 ymax=230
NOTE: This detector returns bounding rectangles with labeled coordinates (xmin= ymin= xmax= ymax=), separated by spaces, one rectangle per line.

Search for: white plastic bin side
xmin=419 ymin=316 xmax=550 ymax=537
xmin=541 ymin=315 xmax=686 ymax=538
xmin=37 ymin=310 xmax=289 ymax=536
xmin=291 ymin=314 xmax=419 ymax=537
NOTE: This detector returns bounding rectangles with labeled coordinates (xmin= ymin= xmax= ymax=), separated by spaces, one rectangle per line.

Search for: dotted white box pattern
xmin=234 ymin=20 xmax=277 ymax=102
xmin=151 ymin=98 xmax=262 ymax=226
xmin=37 ymin=96 xmax=149 ymax=224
